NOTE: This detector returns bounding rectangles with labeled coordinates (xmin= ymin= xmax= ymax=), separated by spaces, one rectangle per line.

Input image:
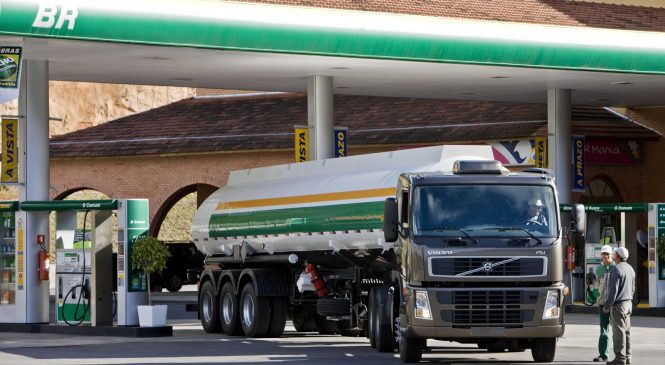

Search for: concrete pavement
xmin=0 ymin=312 xmax=664 ymax=364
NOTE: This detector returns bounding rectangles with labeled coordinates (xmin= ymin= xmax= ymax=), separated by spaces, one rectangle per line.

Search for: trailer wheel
xmin=399 ymin=336 xmax=424 ymax=363
xmin=199 ymin=281 xmax=221 ymax=333
xmin=292 ymin=306 xmax=317 ymax=332
xmin=531 ymin=338 xmax=556 ymax=362
xmin=219 ymin=282 xmax=242 ymax=336
xmin=239 ymin=283 xmax=271 ymax=337
xmin=368 ymin=287 xmax=377 ymax=348
xmin=265 ymin=297 xmax=288 ymax=337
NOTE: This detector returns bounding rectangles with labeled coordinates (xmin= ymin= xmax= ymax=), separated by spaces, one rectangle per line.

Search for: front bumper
xmin=400 ymin=284 xmax=566 ymax=340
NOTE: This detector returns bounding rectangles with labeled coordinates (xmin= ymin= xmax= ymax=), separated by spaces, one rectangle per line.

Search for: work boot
xmin=606 ymin=359 xmax=626 ymax=365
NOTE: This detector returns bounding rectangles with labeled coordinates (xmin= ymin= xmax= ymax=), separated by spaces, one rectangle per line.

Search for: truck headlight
xmin=415 ymin=290 xmax=432 ymax=320
xmin=542 ymin=290 xmax=560 ymax=319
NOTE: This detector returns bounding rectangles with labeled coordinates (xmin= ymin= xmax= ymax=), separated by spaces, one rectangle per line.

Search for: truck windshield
xmin=412 ymin=185 xmax=558 ymax=242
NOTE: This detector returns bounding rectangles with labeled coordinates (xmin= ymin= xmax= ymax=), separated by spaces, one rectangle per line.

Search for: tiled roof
xmin=238 ymin=0 xmax=665 ymax=32
xmin=49 ymin=94 xmax=658 ymax=158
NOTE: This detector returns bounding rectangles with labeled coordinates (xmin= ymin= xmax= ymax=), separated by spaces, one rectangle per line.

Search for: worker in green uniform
xmin=593 ymin=245 xmax=615 ymax=362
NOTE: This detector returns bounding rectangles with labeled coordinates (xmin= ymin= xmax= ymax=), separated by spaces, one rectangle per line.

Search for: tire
xmin=219 ymin=282 xmax=242 ymax=336
xmin=164 ymin=273 xmax=183 ymax=292
xmin=531 ymin=338 xmax=556 ymax=363
xmin=368 ymin=287 xmax=377 ymax=348
xmin=265 ymin=297 xmax=288 ymax=337
xmin=399 ymin=336 xmax=424 ymax=363
xmin=375 ymin=289 xmax=395 ymax=353
xmin=317 ymin=297 xmax=350 ymax=316
xmin=239 ymin=283 xmax=271 ymax=337
xmin=292 ymin=306 xmax=317 ymax=332
xmin=199 ymin=281 xmax=221 ymax=333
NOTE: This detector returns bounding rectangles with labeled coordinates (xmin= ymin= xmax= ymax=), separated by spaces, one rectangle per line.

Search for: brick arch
xmin=581 ymin=174 xmax=623 ymax=204
xmin=150 ymin=183 xmax=218 ymax=237
xmin=53 ymin=186 xmax=110 ymax=201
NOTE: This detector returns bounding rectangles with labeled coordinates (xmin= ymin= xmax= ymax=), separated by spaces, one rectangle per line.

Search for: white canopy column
xmin=307 ymin=75 xmax=334 ymax=160
xmin=547 ymin=89 xmax=572 ymax=204
xmin=16 ymin=57 xmax=50 ymax=323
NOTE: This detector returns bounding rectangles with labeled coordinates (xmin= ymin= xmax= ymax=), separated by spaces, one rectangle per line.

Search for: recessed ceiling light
xmin=330 ymin=67 xmax=350 ymax=70
xmin=610 ymin=81 xmax=634 ymax=85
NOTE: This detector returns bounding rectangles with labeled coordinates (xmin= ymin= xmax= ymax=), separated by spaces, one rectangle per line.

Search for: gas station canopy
xmin=3 ymin=0 xmax=665 ymax=106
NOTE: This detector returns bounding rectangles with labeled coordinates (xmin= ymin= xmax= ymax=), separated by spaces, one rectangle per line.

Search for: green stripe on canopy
xmin=2 ymin=1 xmax=665 ymax=74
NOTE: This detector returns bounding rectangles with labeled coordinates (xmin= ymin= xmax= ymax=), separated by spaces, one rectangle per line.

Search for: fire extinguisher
xmin=305 ymin=263 xmax=328 ymax=298
xmin=566 ymin=243 xmax=576 ymax=271
xmin=38 ymin=249 xmax=49 ymax=281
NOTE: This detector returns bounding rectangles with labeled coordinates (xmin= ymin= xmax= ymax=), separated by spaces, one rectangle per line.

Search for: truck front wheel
xmin=399 ymin=336 xmax=424 ymax=363
xmin=531 ymin=338 xmax=556 ymax=362
xmin=199 ymin=281 xmax=221 ymax=333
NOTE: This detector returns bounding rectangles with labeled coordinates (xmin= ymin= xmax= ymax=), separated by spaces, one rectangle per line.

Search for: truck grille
xmin=429 ymin=257 xmax=546 ymax=277
xmin=439 ymin=290 xmax=536 ymax=326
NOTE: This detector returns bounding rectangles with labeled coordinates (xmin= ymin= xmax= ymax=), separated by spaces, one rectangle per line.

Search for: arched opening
xmin=151 ymin=184 xmax=217 ymax=240
xmin=580 ymin=174 xmax=622 ymax=204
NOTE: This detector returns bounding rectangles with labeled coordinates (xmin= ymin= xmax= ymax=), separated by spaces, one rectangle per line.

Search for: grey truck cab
xmin=384 ymin=160 xmax=585 ymax=363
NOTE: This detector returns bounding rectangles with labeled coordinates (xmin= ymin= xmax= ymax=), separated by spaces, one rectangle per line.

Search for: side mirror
xmin=384 ymin=198 xmax=398 ymax=242
xmin=571 ymin=203 xmax=586 ymax=238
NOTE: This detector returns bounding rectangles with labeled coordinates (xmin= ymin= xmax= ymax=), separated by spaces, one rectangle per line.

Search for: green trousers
xmin=598 ymin=305 xmax=611 ymax=359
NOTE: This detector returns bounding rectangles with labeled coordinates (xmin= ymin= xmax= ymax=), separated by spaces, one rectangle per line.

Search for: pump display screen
xmin=412 ymin=185 xmax=558 ymax=243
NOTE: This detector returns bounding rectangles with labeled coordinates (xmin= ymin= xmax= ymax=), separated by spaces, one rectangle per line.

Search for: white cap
xmin=614 ymin=247 xmax=629 ymax=260
xmin=528 ymin=198 xmax=544 ymax=207
xmin=600 ymin=245 xmax=613 ymax=255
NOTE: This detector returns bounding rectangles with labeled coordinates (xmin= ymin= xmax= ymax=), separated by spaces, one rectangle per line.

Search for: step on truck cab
xmin=384 ymin=160 xmax=586 ymax=363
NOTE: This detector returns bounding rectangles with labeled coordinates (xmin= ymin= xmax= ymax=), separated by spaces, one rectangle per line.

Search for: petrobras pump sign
xmin=0 ymin=47 xmax=22 ymax=103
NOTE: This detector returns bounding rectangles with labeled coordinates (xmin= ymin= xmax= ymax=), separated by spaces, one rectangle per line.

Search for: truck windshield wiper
xmin=494 ymin=227 xmax=543 ymax=246
xmin=434 ymin=228 xmax=479 ymax=245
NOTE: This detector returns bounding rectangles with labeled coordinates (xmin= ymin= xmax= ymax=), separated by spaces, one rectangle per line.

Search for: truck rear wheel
xmin=199 ymin=281 xmax=221 ymax=333
xmin=531 ymin=338 xmax=556 ymax=362
xmin=399 ymin=336 xmax=424 ymax=363
xmin=219 ymin=282 xmax=242 ymax=335
xmin=375 ymin=288 xmax=395 ymax=353
xmin=368 ymin=287 xmax=377 ymax=348
xmin=239 ymin=283 xmax=271 ymax=337
xmin=265 ymin=297 xmax=288 ymax=337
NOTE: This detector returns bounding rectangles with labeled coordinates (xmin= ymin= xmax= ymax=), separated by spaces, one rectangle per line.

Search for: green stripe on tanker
xmin=209 ymin=201 xmax=384 ymax=237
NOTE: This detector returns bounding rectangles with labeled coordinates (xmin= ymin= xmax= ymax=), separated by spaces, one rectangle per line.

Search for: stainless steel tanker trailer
xmin=191 ymin=145 xmax=585 ymax=363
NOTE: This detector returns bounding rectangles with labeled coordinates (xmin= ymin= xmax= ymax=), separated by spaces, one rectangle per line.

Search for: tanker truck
xmin=191 ymin=145 xmax=585 ymax=363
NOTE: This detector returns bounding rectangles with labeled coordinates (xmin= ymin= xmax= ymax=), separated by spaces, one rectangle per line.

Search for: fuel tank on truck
xmin=191 ymin=145 xmax=494 ymax=257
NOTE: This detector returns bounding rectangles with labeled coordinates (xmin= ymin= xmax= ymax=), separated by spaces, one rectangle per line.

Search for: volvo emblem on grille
xmin=482 ymin=262 xmax=493 ymax=271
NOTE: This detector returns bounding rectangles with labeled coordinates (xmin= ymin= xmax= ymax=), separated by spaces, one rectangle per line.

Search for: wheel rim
xmin=242 ymin=293 xmax=255 ymax=327
xmin=202 ymin=291 xmax=213 ymax=323
xmin=222 ymin=293 xmax=234 ymax=324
